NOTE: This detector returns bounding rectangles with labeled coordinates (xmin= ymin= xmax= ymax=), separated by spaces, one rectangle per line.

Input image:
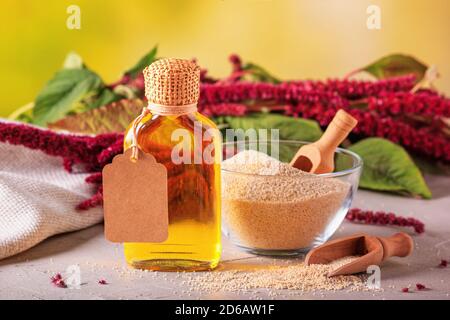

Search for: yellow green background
xmin=1 ymin=0 xmax=449 ymax=117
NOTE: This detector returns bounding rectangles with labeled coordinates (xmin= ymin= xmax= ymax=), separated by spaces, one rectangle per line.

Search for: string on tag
xmin=130 ymin=107 xmax=150 ymax=162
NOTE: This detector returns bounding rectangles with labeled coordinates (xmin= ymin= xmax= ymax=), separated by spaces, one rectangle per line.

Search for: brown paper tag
xmin=102 ymin=148 xmax=168 ymax=243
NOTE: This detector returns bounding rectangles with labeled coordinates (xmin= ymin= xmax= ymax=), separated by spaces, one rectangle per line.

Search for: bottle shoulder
xmin=125 ymin=112 xmax=218 ymax=133
xmin=194 ymin=112 xmax=219 ymax=130
xmin=124 ymin=112 xmax=220 ymax=149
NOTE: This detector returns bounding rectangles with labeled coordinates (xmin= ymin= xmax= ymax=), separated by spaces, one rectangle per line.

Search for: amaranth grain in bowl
xmin=222 ymin=150 xmax=350 ymax=250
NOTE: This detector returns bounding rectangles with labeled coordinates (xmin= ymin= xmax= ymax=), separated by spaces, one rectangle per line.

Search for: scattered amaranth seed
xmin=98 ymin=279 xmax=108 ymax=285
xmin=182 ymin=258 xmax=367 ymax=293
xmin=438 ymin=260 xmax=448 ymax=268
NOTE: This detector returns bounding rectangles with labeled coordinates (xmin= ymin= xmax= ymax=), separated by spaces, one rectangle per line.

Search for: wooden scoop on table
xmin=290 ymin=109 xmax=358 ymax=174
xmin=305 ymin=232 xmax=414 ymax=277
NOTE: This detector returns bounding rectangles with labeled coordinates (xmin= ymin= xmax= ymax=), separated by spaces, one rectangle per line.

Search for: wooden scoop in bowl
xmin=305 ymin=232 xmax=414 ymax=277
xmin=290 ymin=109 xmax=358 ymax=174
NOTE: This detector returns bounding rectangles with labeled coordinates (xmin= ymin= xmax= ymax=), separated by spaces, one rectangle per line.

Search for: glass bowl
xmin=221 ymin=140 xmax=362 ymax=256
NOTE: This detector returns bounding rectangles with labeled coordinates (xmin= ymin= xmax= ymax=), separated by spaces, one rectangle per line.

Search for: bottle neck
xmin=147 ymin=102 xmax=198 ymax=116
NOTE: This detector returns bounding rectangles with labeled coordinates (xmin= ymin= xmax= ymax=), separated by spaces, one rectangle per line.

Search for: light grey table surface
xmin=0 ymin=174 xmax=449 ymax=300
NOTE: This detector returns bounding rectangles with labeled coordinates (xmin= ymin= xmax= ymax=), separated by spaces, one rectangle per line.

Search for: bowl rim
xmin=221 ymin=139 xmax=363 ymax=178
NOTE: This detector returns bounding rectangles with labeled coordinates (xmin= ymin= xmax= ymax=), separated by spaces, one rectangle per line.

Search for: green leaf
xmin=14 ymin=113 xmax=34 ymax=123
xmin=221 ymin=114 xmax=322 ymax=141
xmin=48 ymin=99 xmax=145 ymax=134
xmin=242 ymin=62 xmax=281 ymax=84
xmin=218 ymin=113 xmax=323 ymax=162
xmin=361 ymin=54 xmax=428 ymax=83
xmin=32 ymin=68 xmax=104 ymax=126
xmin=348 ymin=138 xmax=432 ymax=199
xmin=86 ymin=88 xmax=124 ymax=110
xmin=125 ymin=46 xmax=158 ymax=78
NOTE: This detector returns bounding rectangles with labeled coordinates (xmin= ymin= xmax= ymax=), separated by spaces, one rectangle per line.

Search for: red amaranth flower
xmin=345 ymin=208 xmax=425 ymax=234
xmin=51 ymin=273 xmax=67 ymax=288
xmin=0 ymin=121 xmax=122 ymax=172
xmin=77 ymin=186 xmax=103 ymax=211
xmin=221 ymin=54 xmax=415 ymax=96
xmin=368 ymin=91 xmax=450 ymax=118
xmin=416 ymin=283 xmax=427 ymax=290
xmin=85 ymin=172 xmax=103 ymax=184
xmin=108 ymin=72 xmax=145 ymax=92
xmin=439 ymin=260 xmax=448 ymax=268
xmin=200 ymin=68 xmax=217 ymax=84
xmin=291 ymin=74 xmax=416 ymax=99
xmin=63 ymin=158 xmax=74 ymax=173
xmin=200 ymin=82 xmax=349 ymax=107
xmin=401 ymin=287 xmax=409 ymax=293
xmin=199 ymin=75 xmax=416 ymax=104
xmin=97 ymin=138 xmax=125 ymax=168
xmin=128 ymin=73 xmax=145 ymax=91
xmin=108 ymin=74 xmax=131 ymax=90
xmin=289 ymin=105 xmax=450 ymax=162
xmin=200 ymin=103 xmax=248 ymax=117
xmin=199 ymin=81 xmax=450 ymax=162
xmin=229 ymin=54 xmax=243 ymax=73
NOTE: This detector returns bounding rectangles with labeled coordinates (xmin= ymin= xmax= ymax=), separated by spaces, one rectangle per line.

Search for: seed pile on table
xmin=183 ymin=256 xmax=366 ymax=293
xmin=222 ymin=150 xmax=350 ymax=250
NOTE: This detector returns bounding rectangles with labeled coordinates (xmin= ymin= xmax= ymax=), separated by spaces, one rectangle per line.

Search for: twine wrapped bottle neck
xmin=147 ymin=102 xmax=197 ymax=116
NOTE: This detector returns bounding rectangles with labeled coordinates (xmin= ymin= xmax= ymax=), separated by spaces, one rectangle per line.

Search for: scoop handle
xmin=377 ymin=232 xmax=414 ymax=261
xmin=316 ymin=110 xmax=358 ymax=152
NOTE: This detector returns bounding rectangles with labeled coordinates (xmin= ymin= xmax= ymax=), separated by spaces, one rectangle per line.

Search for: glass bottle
xmin=123 ymin=58 xmax=221 ymax=271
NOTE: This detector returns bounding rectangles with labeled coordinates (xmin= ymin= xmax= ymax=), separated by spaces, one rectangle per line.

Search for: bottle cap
xmin=143 ymin=58 xmax=200 ymax=106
